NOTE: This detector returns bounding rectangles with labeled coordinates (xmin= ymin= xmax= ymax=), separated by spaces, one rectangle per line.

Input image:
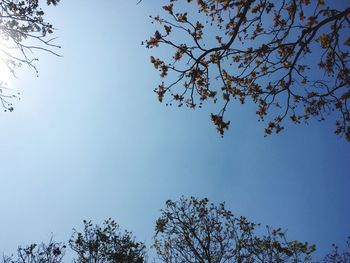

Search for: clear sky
xmin=0 ymin=1 xmax=349 ymax=261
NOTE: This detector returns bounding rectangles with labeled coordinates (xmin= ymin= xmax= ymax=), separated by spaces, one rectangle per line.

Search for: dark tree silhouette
xmin=154 ymin=197 xmax=315 ymax=263
xmin=321 ymin=237 xmax=350 ymax=263
xmin=0 ymin=0 xmax=60 ymax=111
xmin=146 ymin=0 xmax=350 ymax=141
xmin=0 ymin=212 xmax=348 ymax=263
xmin=2 ymin=238 xmax=65 ymax=263
xmin=69 ymin=218 xmax=146 ymax=263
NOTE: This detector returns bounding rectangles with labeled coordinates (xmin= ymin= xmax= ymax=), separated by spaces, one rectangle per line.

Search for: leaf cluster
xmin=146 ymin=0 xmax=350 ymax=141
xmin=3 ymin=238 xmax=66 ymax=263
xmin=69 ymin=218 xmax=146 ymax=263
xmin=154 ymin=196 xmax=315 ymax=263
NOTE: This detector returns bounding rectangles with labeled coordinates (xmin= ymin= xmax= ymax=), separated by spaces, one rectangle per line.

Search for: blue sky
xmin=0 ymin=1 xmax=349 ymax=260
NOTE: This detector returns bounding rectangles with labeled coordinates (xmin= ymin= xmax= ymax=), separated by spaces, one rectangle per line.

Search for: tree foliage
xmin=322 ymin=237 xmax=350 ymax=263
xmin=154 ymin=197 xmax=316 ymax=263
xmin=146 ymin=0 xmax=350 ymax=141
xmin=69 ymin=218 xmax=146 ymax=263
xmin=0 ymin=0 xmax=60 ymax=111
xmin=0 ymin=209 xmax=349 ymax=263
xmin=2 ymin=238 xmax=66 ymax=263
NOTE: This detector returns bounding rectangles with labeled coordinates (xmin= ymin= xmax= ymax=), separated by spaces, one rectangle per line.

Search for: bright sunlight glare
xmin=0 ymin=34 xmax=17 ymax=94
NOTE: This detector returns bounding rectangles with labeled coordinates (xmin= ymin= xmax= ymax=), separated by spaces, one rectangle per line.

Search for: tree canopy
xmin=2 ymin=238 xmax=66 ymax=263
xmin=69 ymin=218 xmax=146 ymax=263
xmin=0 ymin=0 xmax=60 ymax=111
xmin=146 ymin=0 xmax=350 ymax=141
xmin=154 ymin=196 xmax=316 ymax=263
xmin=322 ymin=237 xmax=350 ymax=263
xmin=0 ymin=201 xmax=349 ymax=263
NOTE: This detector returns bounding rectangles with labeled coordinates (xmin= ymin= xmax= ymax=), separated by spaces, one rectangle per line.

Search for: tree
xmin=69 ymin=218 xmax=146 ymax=263
xmin=146 ymin=0 xmax=350 ymax=141
xmin=153 ymin=197 xmax=316 ymax=263
xmin=322 ymin=237 xmax=350 ymax=263
xmin=0 ymin=0 xmax=60 ymax=111
xmin=2 ymin=238 xmax=65 ymax=263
